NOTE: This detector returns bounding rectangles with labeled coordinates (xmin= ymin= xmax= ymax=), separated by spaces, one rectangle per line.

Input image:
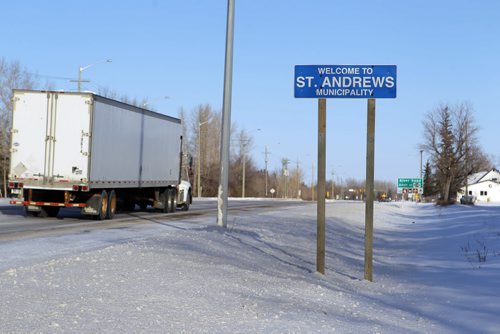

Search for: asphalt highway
xmin=0 ymin=198 xmax=308 ymax=241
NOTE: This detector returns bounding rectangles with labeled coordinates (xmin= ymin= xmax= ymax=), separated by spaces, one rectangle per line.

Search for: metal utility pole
xmin=331 ymin=170 xmax=335 ymax=200
xmin=364 ymin=98 xmax=376 ymax=282
xmin=197 ymin=124 xmax=201 ymax=198
xmin=296 ymin=158 xmax=301 ymax=199
xmin=241 ymin=138 xmax=246 ymax=198
xmin=420 ymin=149 xmax=423 ymax=180
xmin=263 ymin=146 xmax=270 ymax=197
xmin=282 ymin=158 xmax=289 ymax=198
xmin=77 ymin=68 xmax=87 ymax=92
xmin=465 ymin=122 xmax=469 ymax=197
xmin=2 ymin=154 xmax=6 ymax=198
xmin=197 ymin=121 xmax=208 ymax=198
xmin=311 ymin=162 xmax=315 ymax=201
xmin=217 ymin=0 xmax=235 ymax=228
xmin=420 ymin=149 xmax=424 ymax=200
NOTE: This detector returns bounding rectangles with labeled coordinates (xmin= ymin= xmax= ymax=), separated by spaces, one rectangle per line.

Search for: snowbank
xmin=0 ymin=201 xmax=499 ymax=332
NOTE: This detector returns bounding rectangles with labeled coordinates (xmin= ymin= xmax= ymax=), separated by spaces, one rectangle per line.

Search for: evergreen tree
xmin=423 ymin=160 xmax=436 ymax=197
xmin=435 ymin=107 xmax=456 ymax=202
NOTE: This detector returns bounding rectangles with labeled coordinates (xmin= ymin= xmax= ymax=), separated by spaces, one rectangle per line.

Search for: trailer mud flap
xmin=82 ymin=193 xmax=100 ymax=215
xmin=27 ymin=205 xmax=42 ymax=212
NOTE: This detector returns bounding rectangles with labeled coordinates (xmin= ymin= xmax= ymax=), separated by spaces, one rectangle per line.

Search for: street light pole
xmin=236 ymin=129 xmax=259 ymax=198
xmin=263 ymin=146 xmax=270 ymax=197
xmin=420 ymin=149 xmax=423 ymax=180
xmin=77 ymin=67 xmax=83 ymax=92
xmin=311 ymin=162 xmax=315 ymax=201
xmin=197 ymin=120 xmax=209 ymax=198
xmin=242 ymin=141 xmax=246 ymax=198
xmin=331 ymin=170 xmax=335 ymax=200
xmin=281 ymin=158 xmax=289 ymax=198
xmin=296 ymin=158 xmax=300 ymax=199
xmin=217 ymin=0 xmax=235 ymax=228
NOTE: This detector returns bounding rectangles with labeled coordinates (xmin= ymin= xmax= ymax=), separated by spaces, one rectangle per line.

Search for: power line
xmin=27 ymin=72 xmax=73 ymax=81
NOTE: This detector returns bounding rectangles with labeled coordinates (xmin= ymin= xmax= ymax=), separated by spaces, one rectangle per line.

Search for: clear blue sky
xmin=2 ymin=1 xmax=499 ymax=183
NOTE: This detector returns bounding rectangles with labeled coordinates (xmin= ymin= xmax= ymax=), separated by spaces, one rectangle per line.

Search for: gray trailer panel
xmin=89 ymin=97 xmax=181 ymax=188
xmin=10 ymin=90 xmax=182 ymax=191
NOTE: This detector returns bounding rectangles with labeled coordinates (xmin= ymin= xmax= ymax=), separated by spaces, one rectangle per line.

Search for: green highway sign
xmin=397 ymin=178 xmax=423 ymax=194
xmin=398 ymin=178 xmax=422 ymax=188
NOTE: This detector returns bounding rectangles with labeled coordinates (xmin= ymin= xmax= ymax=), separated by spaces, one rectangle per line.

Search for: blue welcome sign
xmin=294 ymin=65 xmax=397 ymax=99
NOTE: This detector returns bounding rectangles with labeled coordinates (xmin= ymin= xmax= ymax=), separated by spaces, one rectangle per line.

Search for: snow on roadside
xmin=0 ymin=200 xmax=499 ymax=333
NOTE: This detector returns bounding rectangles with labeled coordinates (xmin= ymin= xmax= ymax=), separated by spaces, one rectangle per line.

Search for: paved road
xmin=0 ymin=198 xmax=307 ymax=241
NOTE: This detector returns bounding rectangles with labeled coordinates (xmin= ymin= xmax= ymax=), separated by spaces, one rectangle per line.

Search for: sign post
xmin=364 ymin=99 xmax=376 ymax=281
xmin=294 ymin=65 xmax=397 ymax=280
xmin=317 ymin=98 xmax=326 ymax=274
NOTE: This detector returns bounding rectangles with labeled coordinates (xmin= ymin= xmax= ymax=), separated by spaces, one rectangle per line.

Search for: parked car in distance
xmin=460 ymin=195 xmax=476 ymax=205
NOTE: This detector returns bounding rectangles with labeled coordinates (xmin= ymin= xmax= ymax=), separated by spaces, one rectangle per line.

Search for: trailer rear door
xmin=10 ymin=91 xmax=48 ymax=180
xmin=10 ymin=91 xmax=91 ymax=189
xmin=51 ymin=93 xmax=92 ymax=185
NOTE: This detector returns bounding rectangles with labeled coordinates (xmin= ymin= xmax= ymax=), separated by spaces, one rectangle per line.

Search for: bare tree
xmin=97 ymin=87 xmax=119 ymax=100
xmin=97 ymin=87 xmax=146 ymax=109
xmin=190 ymin=104 xmax=221 ymax=196
xmin=0 ymin=58 xmax=37 ymax=196
xmin=289 ymin=163 xmax=303 ymax=199
xmin=178 ymin=107 xmax=192 ymax=183
xmin=422 ymin=103 xmax=491 ymax=204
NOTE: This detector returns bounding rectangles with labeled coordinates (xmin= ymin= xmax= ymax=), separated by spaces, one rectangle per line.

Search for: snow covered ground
xmin=1 ymin=199 xmax=499 ymax=333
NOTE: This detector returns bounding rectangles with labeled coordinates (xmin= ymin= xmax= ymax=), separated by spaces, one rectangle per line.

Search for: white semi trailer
xmin=8 ymin=90 xmax=192 ymax=219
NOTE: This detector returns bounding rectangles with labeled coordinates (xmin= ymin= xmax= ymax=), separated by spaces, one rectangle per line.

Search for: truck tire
xmin=182 ymin=189 xmax=191 ymax=211
xmin=106 ymin=190 xmax=116 ymax=220
xmin=161 ymin=189 xmax=172 ymax=213
xmin=94 ymin=190 xmax=108 ymax=220
xmin=169 ymin=188 xmax=177 ymax=213
xmin=160 ymin=188 xmax=175 ymax=213
xmin=160 ymin=189 xmax=169 ymax=213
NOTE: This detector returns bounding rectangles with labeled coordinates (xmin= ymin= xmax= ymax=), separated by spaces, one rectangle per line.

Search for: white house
xmin=457 ymin=169 xmax=500 ymax=203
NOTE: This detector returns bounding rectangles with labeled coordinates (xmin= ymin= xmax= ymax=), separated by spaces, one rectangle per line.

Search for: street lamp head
xmin=80 ymin=59 xmax=112 ymax=72
xmin=143 ymin=95 xmax=170 ymax=108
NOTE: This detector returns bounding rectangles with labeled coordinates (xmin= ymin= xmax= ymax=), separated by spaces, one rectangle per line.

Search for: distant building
xmin=458 ymin=169 xmax=500 ymax=203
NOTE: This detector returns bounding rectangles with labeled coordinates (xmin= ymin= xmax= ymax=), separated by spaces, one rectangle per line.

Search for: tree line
xmin=0 ymin=55 xmax=396 ymax=200
xmin=3 ymin=57 xmax=490 ymax=203
xmin=177 ymin=104 xmax=397 ymax=199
